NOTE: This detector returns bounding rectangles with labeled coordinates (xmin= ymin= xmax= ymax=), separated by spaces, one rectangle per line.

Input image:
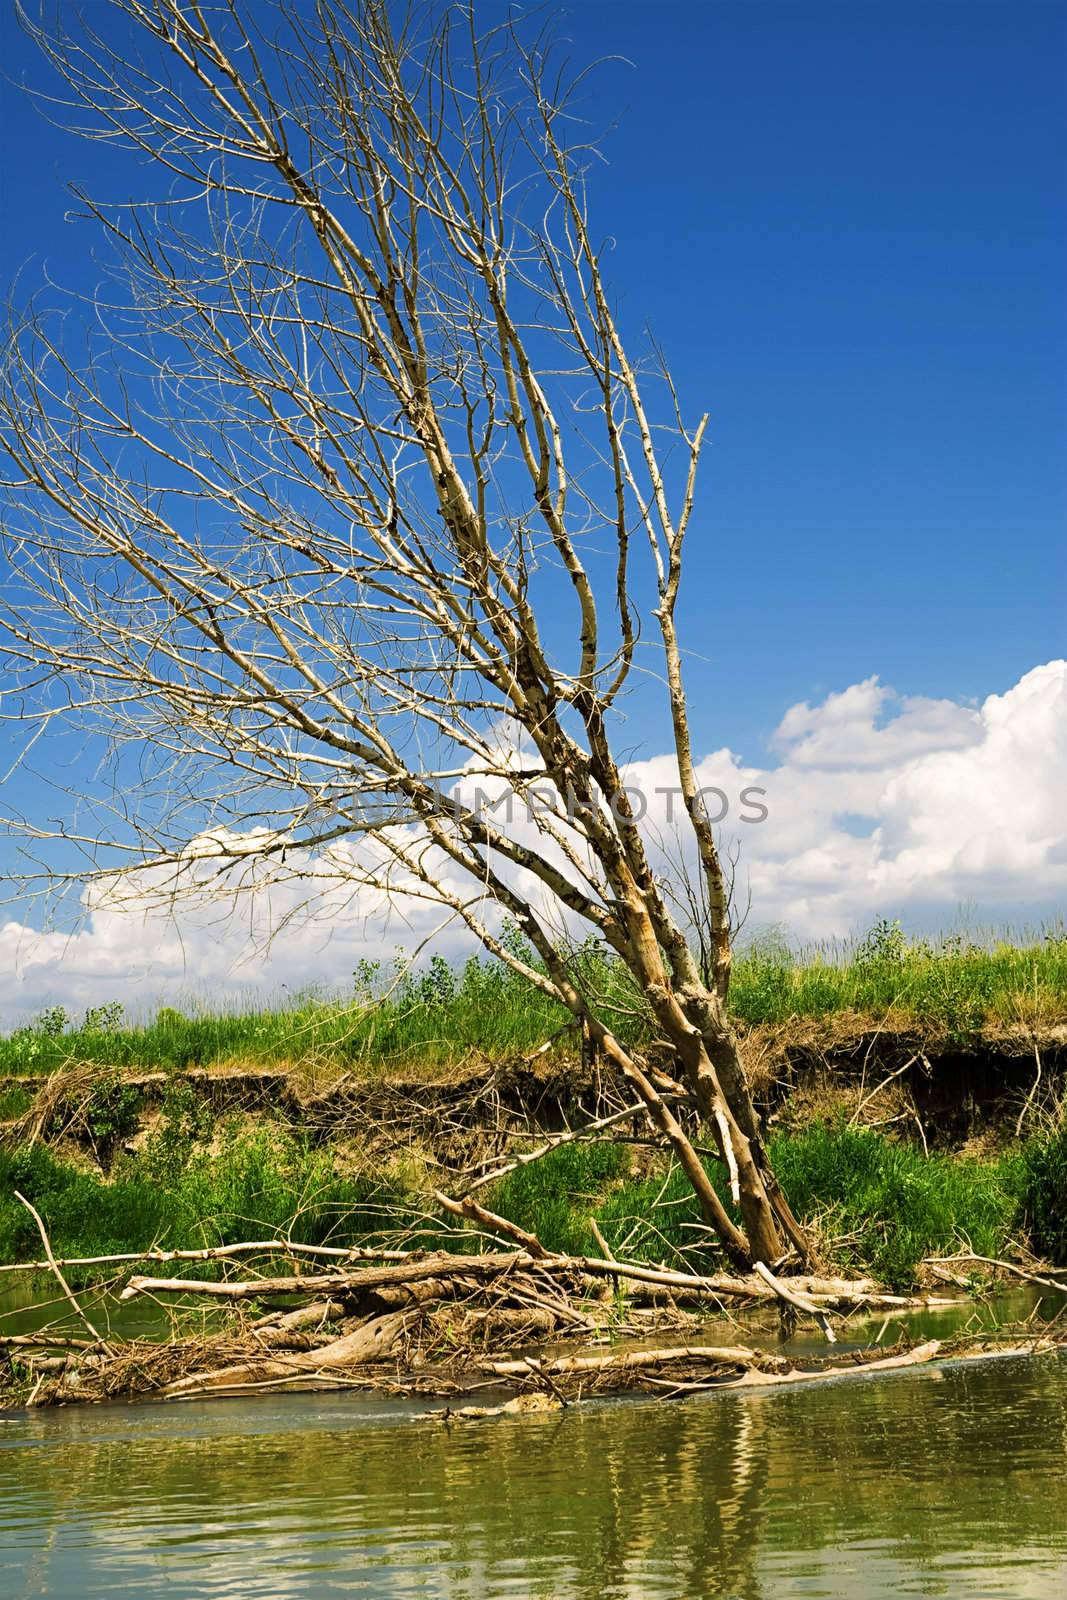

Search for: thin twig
xmin=1015 ymin=1042 xmax=1044 ymax=1137
xmin=13 ymin=1191 xmax=111 ymax=1353
xmin=463 ymin=1101 xmax=648 ymax=1194
xmin=849 ymin=1055 xmax=917 ymax=1125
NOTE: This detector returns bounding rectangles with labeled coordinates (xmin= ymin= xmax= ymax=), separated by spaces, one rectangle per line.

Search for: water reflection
xmin=1 ymin=1351 xmax=1065 ymax=1598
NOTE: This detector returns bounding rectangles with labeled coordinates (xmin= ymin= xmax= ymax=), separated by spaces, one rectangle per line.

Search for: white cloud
xmin=725 ymin=659 xmax=1067 ymax=937
xmin=772 ymin=677 xmax=983 ymax=770
xmin=0 ymin=836 xmax=479 ymax=1022
xmin=2 ymin=660 xmax=1064 ymax=1020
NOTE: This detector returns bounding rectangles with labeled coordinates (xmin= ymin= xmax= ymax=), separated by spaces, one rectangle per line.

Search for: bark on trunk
xmin=651 ymin=1003 xmax=785 ymax=1266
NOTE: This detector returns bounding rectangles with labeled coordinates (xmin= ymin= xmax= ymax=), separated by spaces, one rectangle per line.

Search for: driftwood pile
xmin=6 ymin=1194 xmax=1058 ymax=1413
xmin=4 ymin=1074 xmax=1067 ymax=1415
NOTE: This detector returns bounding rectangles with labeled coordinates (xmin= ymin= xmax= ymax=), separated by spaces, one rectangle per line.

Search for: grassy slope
xmin=2 ymin=924 xmax=1065 ymax=1080
xmin=2 ymin=927 xmax=1066 ymax=1289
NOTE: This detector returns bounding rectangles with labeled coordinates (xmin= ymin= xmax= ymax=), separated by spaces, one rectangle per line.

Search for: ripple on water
xmin=1 ymin=1353 xmax=1065 ymax=1599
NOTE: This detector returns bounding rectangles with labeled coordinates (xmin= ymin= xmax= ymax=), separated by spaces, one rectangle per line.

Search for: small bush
xmin=0 ymin=1144 xmax=170 ymax=1263
xmin=768 ymin=1122 xmax=1017 ymax=1289
xmin=83 ymin=1072 xmax=142 ymax=1160
xmin=1016 ymin=1121 xmax=1067 ymax=1266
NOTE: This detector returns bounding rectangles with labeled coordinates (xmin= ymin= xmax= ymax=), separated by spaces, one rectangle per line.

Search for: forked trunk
xmin=664 ymin=1019 xmax=784 ymax=1266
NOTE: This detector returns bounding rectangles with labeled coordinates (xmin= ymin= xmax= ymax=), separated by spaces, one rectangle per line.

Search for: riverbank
xmin=3 ymin=929 xmax=1067 ymax=1413
xmin=2 ymin=1011 xmax=1066 ymax=1286
xmin=3 ymin=1034 xmax=1067 ymax=1415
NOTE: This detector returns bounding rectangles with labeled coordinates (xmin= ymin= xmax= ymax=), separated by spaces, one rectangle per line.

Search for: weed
xmin=83 ymin=1073 xmax=142 ymax=1160
xmin=767 ymin=1121 xmax=1018 ymax=1289
xmin=1016 ymin=1120 xmax=1067 ymax=1265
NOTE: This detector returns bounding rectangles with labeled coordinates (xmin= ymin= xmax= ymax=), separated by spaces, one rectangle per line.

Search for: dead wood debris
xmin=5 ymin=1224 xmax=1054 ymax=1415
xmin=2 ymin=1173 xmax=1059 ymax=1415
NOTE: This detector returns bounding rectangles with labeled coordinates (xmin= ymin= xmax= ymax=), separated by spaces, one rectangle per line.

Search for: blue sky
xmin=1 ymin=0 xmax=1063 ymax=752
xmin=561 ymin=0 xmax=1067 ymax=747
xmin=0 ymin=1 xmax=1064 ymax=1007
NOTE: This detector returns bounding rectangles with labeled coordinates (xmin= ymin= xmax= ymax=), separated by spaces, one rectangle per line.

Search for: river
xmin=1 ymin=1340 xmax=1065 ymax=1598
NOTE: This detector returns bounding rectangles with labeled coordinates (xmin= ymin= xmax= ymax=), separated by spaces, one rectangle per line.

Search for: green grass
xmin=3 ymin=1101 xmax=1063 ymax=1290
xmin=1016 ymin=1121 xmax=1067 ymax=1266
xmin=486 ymin=1121 xmax=1031 ymax=1291
xmin=0 ymin=1084 xmax=32 ymax=1120
xmin=0 ymin=1136 xmax=444 ymax=1282
xmin=1 ymin=922 xmax=1064 ymax=1079
xmin=578 ymin=1137 xmax=1020 ymax=1291
xmin=0 ymin=952 xmax=574 ymax=1078
xmin=488 ymin=1141 xmax=631 ymax=1256
xmin=728 ymin=921 xmax=1067 ymax=1036
xmin=767 ymin=1122 xmax=1021 ymax=1289
xmin=0 ymin=1077 xmax=446 ymax=1279
xmin=492 ymin=1118 xmax=1063 ymax=1292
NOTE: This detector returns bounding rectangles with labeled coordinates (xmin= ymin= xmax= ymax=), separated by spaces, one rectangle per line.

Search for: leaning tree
xmin=0 ymin=0 xmax=807 ymax=1267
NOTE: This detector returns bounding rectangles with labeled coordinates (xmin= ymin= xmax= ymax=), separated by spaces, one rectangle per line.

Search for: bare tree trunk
xmin=0 ymin=0 xmax=807 ymax=1269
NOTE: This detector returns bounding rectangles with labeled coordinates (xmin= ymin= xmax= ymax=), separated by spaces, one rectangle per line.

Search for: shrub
xmin=490 ymin=1140 xmax=629 ymax=1256
xmin=1016 ymin=1121 xmax=1067 ymax=1265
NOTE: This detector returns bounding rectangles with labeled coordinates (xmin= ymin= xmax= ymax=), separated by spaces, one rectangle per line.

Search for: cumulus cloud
xmin=2 ymin=660 xmax=1064 ymax=1019
xmin=0 ymin=836 xmax=480 ymax=1021
xmin=714 ymin=658 xmax=1067 ymax=936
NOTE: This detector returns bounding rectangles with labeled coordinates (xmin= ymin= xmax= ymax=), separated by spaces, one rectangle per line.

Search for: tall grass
xmin=2 ymin=1105 xmax=1061 ymax=1289
xmin=767 ymin=1122 xmax=1020 ymax=1289
xmin=0 ymin=952 xmax=572 ymax=1078
xmin=1016 ymin=1121 xmax=1067 ymax=1266
xmin=0 ymin=1128 xmax=430 ymax=1277
xmin=1 ymin=921 xmax=1064 ymax=1078
xmin=488 ymin=1141 xmax=629 ymax=1256
xmin=728 ymin=921 xmax=1067 ymax=1035
xmin=485 ymin=1121 xmax=1028 ymax=1290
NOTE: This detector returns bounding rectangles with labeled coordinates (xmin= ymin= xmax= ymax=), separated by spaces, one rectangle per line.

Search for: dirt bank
xmin=3 ymin=1018 xmax=1062 ymax=1168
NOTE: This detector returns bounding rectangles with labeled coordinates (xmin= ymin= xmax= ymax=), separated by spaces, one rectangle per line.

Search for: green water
xmin=1 ymin=1346 xmax=1065 ymax=1599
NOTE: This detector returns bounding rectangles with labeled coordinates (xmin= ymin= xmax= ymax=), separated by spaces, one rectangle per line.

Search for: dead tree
xmin=0 ymin=0 xmax=807 ymax=1266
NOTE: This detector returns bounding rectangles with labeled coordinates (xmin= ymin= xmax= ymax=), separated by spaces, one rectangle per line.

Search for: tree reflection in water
xmin=1 ymin=1355 xmax=1065 ymax=1598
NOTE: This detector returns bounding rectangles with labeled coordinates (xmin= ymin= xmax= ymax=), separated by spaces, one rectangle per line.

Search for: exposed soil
xmin=2 ymin=1018 xmax=1063 ymax=1178
xmin=4 ymin=1020 xmax=1066 ymax=1417
xmin=744 ymin=1016 xmax=1066 ymax=1144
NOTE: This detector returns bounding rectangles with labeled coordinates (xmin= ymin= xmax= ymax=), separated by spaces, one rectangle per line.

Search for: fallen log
xmin=247 ymin=1327 xmax=340 ymax=1352
xmin=161 ymin=1310 xmax=416 ymax=1397
xmin=0 ymin=1333 xmax=99 ymax=1353
xmin=482 ymin=1338 xmax=997 ymax=1394
xmin=253 ymin=1299 xmax=349 ymax=1331
xmin=922 ymin=1253 xmax=1067 ymax=1293
xmin=483 ymin=1343 xmax=786 ymax=1378
xmin=725 ymin=1340 xmax=943 ymax=1389
xmin=119 ymin=1251 xmax=533 ymax=1302
xmin=119 ymin=1249 xmax=960 ymax=1311
xmin=0 ymin=1241 xmax=412 ymax=1276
